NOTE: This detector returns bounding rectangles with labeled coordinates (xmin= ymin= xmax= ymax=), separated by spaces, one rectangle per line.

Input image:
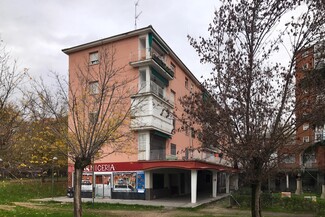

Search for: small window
xmin=303 ymin=123 xmax=309 ymax=131
xmin=170 ymin=90 xmax=176 ymax=105
xmin=170 ymin=62 xmax=176 ymax=77
xmin=190 ymin=83 xmax=194 ymax=93
xmin=315 ymin=133 xmax=323 ymax=142
xmin=185 ymin=77 xmax=189 ymax=89
xmin=89 ymin=81 xmax=99 ymax=95
xmin=171 ymin=143 xmax=176 ymax=156
xmin=89 ymin=112 xmax=99 ymax=124
xmin=139 ymin=70 xmax=147 ymax=93
xmin=302 ymin=63 xmax=309 ymax=70
xmin=303 ymin=136 xmax=309 ymax=143
xmin=185 ymin=126 xmax=189 ymax=136
xmin=191 ymin=127 xmax=195 ymax=138
xmin=89 ymin=52 xmax=99 ymax=65
xmin=283 ymin=154 xmax=295 ymax=164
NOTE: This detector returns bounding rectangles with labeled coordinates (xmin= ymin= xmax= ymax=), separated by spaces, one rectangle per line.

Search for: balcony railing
xmin=151 ymin=53 xmax=174 ymax=78
xmin=130 ymin=48 xmax=175 ymax=78
xmin=150 ymin=149 xmax=166 ymax=161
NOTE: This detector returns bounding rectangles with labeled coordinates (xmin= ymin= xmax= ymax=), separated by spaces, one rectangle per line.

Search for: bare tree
xmin=0 ymin=42 xmax=26 ymax=151
xmin=181 ymin=1 xmax=325 ymax=217
xmin=32 ymin=46 xmax=137 ymax=217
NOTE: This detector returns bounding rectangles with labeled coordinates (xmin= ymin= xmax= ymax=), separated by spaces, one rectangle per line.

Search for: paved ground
xmin=34 ymin=194 xmax=229 ymax=208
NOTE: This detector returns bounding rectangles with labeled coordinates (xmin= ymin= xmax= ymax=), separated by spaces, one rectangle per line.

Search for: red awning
xmin=69 ymin=160 xmax=237 ymax=173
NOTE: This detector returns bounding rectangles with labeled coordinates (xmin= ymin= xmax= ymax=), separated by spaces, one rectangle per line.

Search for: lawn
xmin=0 ymin=179 xmax=319 ymax=217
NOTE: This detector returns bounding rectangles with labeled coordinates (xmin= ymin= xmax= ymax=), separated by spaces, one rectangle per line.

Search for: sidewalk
xmin=33 ymin=194 xmax=229 ymax=208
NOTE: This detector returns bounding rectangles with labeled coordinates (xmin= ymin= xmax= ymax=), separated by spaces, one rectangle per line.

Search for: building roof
xmin=62 ymin=25 xmax=202 ymax=86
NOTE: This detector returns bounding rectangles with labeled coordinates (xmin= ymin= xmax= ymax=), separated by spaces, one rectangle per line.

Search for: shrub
xmin=231 ymin=192 xmax=325 ymax=216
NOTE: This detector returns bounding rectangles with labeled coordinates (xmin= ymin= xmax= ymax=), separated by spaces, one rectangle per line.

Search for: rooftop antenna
xmin=134 ymin=0 xmax=142 ymax=29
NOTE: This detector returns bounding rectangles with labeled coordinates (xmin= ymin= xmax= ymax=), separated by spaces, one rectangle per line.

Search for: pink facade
xmin=63 ymin=26 xmax=236 ymax=202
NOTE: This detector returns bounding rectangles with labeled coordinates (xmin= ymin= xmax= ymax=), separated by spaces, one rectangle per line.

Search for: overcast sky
xmin=0 ymin=0 xmax=219 ymax=83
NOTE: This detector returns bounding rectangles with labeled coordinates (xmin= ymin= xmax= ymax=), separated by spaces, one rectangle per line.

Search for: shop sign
xmin=83 ymin=163 xmax=116 ymax=172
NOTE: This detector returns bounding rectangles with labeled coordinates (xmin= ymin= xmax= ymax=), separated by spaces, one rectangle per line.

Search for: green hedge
xmin=231 ymin=193 xmax=325 ymax=216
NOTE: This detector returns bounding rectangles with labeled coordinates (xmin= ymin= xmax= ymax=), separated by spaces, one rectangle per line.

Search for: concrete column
xmin=234 ymin=174 xmax=239 ymax=190
xmin=146 ymin=35 xmax=150 ymax=58
xmin=295 ymin=173 xmax=303 ymax=195
xmin=321 ymin=185 xmax=325 ymax=199
xmin=226 ymin=174 xmax=230 ymax=194
xmin=191 ymin=170 xmax=197 ymax=203
xmin=164 ymin=173 xmax=169 ymax=188
xmin=145 ymin=171 xmax=153 ymax=200
xmin=286 ymin=174 xmax=289 ymax=190
xmin=145 ymin=67 xmax=150 ymax=92
xmin=212 ymin=171 xmax=218 ymax=198
xmin=145 ymin=132 xmax=150 ymax=161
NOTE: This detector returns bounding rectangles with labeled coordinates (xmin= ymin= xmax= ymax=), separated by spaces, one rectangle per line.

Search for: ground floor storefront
xmin=68 ymin=160 xmax=238 ymax=203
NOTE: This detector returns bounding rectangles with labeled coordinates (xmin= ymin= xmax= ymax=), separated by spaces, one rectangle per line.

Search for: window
xmin=138 ymin=133 xmax=146 ymax=160
xmin=89 ymin=52 xmax=99 ymax=65
xmin=190 ymin=127 xmax=195 ymax=138
xmin=185 ymin=77 xmax=189 ymax=89
xmin=150 ymin=73 xmax=165 ymax=98
xmin=303 ymin=123 xmax=309 ymax=131
xmin=304 ymin=151 xmax=316 ymax=164
xmin=315 ymin=133 xmax=323 ymax=142
xmin=171 ymin=143 xmax=176 ymax=156
xmin=170 ymin=90 xmax=175 ymax=105
xmin=283 ymin=154 xmax=295 ymax=164
xmin=190 ymin=83 xmax=194 ymax=93
xmin=89 ymin=112 xmax=98 ymax=124
xmin=303 ymin=136 xmax=309 ymax=143
xmin=170 ymin=62 xmax=176 ymax=76
xmin=89 ymin=81 xmax=99 ymax=95
xmin=302 ymin=63 xmax=309 ymax=70
xmin=185 ymin=126 xmax=189 ymax=136
xmin=139 ymin=70 xmax=146 ymax=93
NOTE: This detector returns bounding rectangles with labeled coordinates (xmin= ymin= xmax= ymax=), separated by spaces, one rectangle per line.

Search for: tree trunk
xmin=74 ymin=166 xmax=83 ymax=217
xmin=251 ymin=181 xmax=262 ymax=217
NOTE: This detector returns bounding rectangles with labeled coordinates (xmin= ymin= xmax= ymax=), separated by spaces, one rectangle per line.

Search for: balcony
xmin=131 ymin=93 xmax=173 ymax=135
xmin=130 ymin=48 xmax=174 ymax=80
xmin=315 ymin=126 xmax=325 ymax=143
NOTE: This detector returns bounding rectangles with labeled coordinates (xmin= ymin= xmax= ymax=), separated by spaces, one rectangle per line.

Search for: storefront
xmin=68 ymin=161 xmax=237 ymax=202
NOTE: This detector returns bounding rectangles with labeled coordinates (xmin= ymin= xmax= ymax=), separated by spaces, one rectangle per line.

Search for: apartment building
xmin=62 ymin=26 xmax=237 ymax=202
xmin=276 ymin=43 xmax=325 ymax=193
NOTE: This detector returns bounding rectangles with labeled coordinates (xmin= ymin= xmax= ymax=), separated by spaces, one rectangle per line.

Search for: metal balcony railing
xmin=130 ymin=48 xmax=175 ymax=78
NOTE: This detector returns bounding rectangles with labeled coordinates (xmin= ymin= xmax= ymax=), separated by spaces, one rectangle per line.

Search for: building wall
xmin=66 ymin=30 xmax=202 ymax=165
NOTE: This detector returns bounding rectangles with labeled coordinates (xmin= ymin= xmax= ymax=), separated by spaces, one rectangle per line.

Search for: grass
xmin=0 ymin=178 xmax=66 ymax=204
xmin=0 ymin=179 xmax=319 ymax=217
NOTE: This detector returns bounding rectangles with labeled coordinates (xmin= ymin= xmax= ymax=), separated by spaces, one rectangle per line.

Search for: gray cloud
xmin=0 ymin=0 xmax=218 ymax=82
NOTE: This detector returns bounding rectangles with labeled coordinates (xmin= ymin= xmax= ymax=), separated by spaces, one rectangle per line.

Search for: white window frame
xmin=303 ymin=136 xmax=309 ymax=143
xmin=89 ymin=52 xmax=99 ymax=65
xmin=303 ymin=123 xmax=309 ymax=131
xmin=89 ymin=81 xmax=99 ymax=95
